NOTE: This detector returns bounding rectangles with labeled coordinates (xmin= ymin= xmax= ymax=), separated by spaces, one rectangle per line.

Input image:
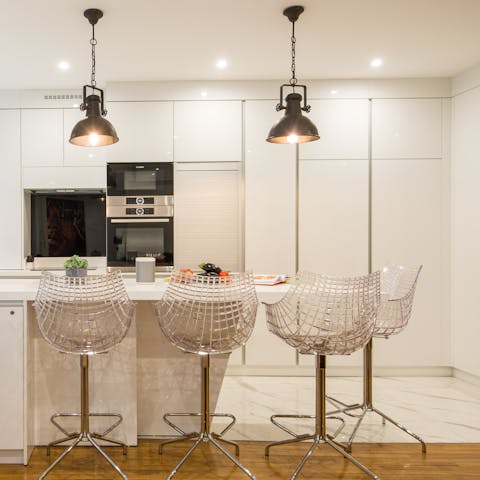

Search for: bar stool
xmin=264 ymin=271 xmax=381 ymax=480
xmin=34 ymin=271 xmax=135 ymax=480
xmin=154 ymin=271 xmax=258 ymax=480
xmin=336 ymin=265 xmax=426 ymax=452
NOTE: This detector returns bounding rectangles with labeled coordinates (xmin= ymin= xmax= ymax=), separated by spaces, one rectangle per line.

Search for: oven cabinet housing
xmin=106 ymin=101 xmax=174 ymax=164
xmin=174 ymin=162 xmax=242 ymax=273
xmin=0 ymin=303 xmax=25 ymax=463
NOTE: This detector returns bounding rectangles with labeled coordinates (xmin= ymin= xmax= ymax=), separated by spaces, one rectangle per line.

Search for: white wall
xmin=451 ymin=65 xmax=480 ymax=377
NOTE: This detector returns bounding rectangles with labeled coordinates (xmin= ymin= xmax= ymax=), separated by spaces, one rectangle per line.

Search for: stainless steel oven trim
xmin=106 ymin=195 xmax=174 ymax=207
xmin=110 ymin=218 xmax=170 ymax=223
xmin=106 ymin=205 xmax=173 ymax=218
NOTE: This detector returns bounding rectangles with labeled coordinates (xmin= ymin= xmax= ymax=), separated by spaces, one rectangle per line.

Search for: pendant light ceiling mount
xmin=283 ymin=5 xmax=304 ymax=23
xmin=69 ymin=7 xmax=119 ymax=147
xmin=266 ymin=5 xmax=319 ymax=144
xmin=84 ymin=8 xmax=103 ymax=25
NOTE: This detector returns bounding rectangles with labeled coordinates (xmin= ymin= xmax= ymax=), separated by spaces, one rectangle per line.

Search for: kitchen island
xmin=0 ymin=274 xmax=289 ymax=464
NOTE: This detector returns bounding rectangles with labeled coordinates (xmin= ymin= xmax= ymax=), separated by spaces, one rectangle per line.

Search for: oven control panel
xmin=126 ymin=207 xmax=155 ymax=215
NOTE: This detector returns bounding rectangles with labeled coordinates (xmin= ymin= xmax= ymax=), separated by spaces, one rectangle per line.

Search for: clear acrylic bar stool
xmin=264 ymin=271 xmax=381 ymax=480
xmin=34 ymin=271 xmax=135 ymax=480
xmin=329 ymin=265 xmax=426 ymax=453
xmin=154 ymin=271 xmax=258 ymax=480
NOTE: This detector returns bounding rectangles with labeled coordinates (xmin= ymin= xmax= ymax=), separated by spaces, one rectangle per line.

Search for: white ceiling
xmin=1 ymin=0 xmax=480 ymax=90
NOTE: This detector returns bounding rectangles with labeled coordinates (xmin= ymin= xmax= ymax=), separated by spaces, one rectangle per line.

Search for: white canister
xmin=135 ymin=257 xmax=156 ymax=283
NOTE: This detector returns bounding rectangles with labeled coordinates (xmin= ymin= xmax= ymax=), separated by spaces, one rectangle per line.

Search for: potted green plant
xmin=64 ymin=255 xmax=88 ymax=277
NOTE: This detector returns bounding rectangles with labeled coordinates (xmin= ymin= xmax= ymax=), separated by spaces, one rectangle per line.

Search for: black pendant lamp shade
xmin=267 ymin=6 xmax=319 ymax=144
xmin=70 ymin=8 xmax=119 ymax=147
xmin=70 ymin=91 xmax=119 ymax=147
xmin=267 ymin=91 xmax=319 ymax=144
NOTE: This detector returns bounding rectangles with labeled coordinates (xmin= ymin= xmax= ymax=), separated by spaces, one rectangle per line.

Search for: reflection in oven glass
xmin=113 ymin=227 xmax=173 ymax=265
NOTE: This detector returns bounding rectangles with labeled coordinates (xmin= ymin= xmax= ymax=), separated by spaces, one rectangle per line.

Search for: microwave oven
xmin=107 ymin=162 xmax=173 ymax=197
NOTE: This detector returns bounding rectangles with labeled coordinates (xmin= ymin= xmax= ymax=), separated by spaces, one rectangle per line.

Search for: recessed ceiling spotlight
xmin=330 ymin=89 xmax=338 ymax=95
xmin=216 ymin=58 xmax=228 ymax=69
xmin=201 ymin=91 xmax=207 ymax=97
xmin=58 ymin=61 xmax=70 ymax=71
xmin=72 ymin=103 xmax=79 ymax=108
xmin=370 ymin=58 xmax=383 ymax=68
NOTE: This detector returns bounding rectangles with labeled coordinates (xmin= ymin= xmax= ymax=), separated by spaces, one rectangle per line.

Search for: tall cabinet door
xmin=298 ymin=99 xmax=370 ymax=366
xmin=0 ymin=110 xmax=22 ymax=269
xmin=372 ymin=98 xmax=448 ymax=367
xmin=244 ymin=100 xmax=296 ymax=367
xmin=174 ymin=162 xmax=242 ymax=272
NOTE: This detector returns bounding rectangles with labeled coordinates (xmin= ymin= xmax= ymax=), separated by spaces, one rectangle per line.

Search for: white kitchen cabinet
xmin=299 ymin=99 xmax=369 ymax=160
xmin=63 ymin=109 xmax=107 ymax=166
xmin=174 ymin=162 xmax=242 ymax=272
xmin=22 ymin=166 xmax=106 ymax=190
xmin=0 ymin=110 xmax=22 ymax=270
xmin=299 ymin=159 xmax=369 ymax=276
xmin=0 ymin=303 xmax=24 ymax=455
xmin=372 ymin=158 xmax=447 ymax=366
xmin=107 ymin=101 xmax=174 ymax=163
xmin=244 ymin=100 xmax=296 ymax=275
xmin=372 ymin=99 xmax=442 ymax=159
xmin=174 ymin=101 xmax=242 ymax=162
xmin=21 ymin=109 xmax=63 ymax=167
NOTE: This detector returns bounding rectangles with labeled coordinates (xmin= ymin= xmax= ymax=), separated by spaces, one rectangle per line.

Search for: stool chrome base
xmin=328 ymin=340 xmax=427 ymax=454
xmin=47 ymin=412 xmax=127 ymax=455
xmin=160 ymin=354 xmax=255 ymax=480
xmin=40 ymin=355 xmax=128 ymax=480
xmin=265 ymin=355 xmax=379 ymax=480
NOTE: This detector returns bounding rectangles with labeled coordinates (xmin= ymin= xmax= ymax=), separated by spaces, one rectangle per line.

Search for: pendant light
xmin=266 ymin=6 xmax=319 ymax=144
xmin=70 ymin=9 xmax=119 ymax=147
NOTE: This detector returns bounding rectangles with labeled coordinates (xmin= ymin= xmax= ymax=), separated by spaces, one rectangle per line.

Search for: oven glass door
xmin=107 ymin=163 xmax=174 ymax=197
xmin=107 ymin=217 xmax=173 ymax=268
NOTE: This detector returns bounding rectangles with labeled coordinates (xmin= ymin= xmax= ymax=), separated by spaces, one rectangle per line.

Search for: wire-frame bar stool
xmin=329 ymin=265 xmax=426 ymax=453
xmin=34 ymin=271 xmax=135 ymax=480
xmin=154 ymin=271 xmax=258 ymax=480
xmin=264 ymin=271 xmax=381 ymax=480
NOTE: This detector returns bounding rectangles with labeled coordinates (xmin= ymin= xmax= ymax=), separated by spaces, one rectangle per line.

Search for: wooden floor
xmin=0 ymin=440 xmax=479 ymax=479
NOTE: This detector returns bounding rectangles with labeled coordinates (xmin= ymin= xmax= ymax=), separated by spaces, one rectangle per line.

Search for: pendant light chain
xmin=90 ymin=23 xmax=97 ymax=87
xmin=289 ymin=20 xmax=297 ymax=86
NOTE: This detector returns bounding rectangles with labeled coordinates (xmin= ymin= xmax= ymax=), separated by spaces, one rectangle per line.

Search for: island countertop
xmin=0 ymin=275 xmax=291 ymax=301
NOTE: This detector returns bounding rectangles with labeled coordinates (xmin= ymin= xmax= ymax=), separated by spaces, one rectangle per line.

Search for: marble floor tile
xmin=214 ymin=376 xmax=480 ymax=443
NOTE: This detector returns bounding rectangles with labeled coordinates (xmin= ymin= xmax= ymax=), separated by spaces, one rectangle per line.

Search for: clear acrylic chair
xmin=265 ymin=271 xmax=381 ymax=480
xmin=34 ymin=271 xmax=135 ymax=480
xmin=154 ymin=271 xmax=258 ymax=480
xmin=332 ymin=265 xmax=426 ymax=453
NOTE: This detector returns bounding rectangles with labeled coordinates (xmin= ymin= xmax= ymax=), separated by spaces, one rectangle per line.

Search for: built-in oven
xmin=106 ymin=195 xmax=173 ymax=271
xmin=107 ymin=162 xmax=173 ymax=197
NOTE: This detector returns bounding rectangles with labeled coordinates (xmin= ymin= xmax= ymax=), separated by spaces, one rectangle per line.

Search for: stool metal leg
xmin=40 ymin=355 xmax=128 ymax=480
xmin=331 ymin=340 xmax=427 ymax=453
xmin=160 ymin=354 xmax=255 ymax=480
xmin=266 ymin=355 xmax=380 ymax=480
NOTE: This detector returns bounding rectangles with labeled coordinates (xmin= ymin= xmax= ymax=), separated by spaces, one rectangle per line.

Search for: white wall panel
xmin=174 ymin=101 xmax=241 ymax=162
xmin=372 ymin=158 xmax=448 ymax=366
xmin=300 ymin=99 xmax=369 ymax=159
xmin=451 ymin=85 xmax=480 ymax=377
xmin=107 ymin=101 xmax=173 ymax=163
xmin=174 ymin=162 xmax=242 ymax=272
xmin=244 ymin=101 xmax=296 ymax=275
xmin=372 ymin=99 xmax=442 ymax=159
xmin=21 ymin=109 xmax=63 ymax=167
xmin=0 ymin=110 xmax=22 ymax=270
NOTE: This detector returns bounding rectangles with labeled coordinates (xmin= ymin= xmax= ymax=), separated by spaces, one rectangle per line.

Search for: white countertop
xmin=0 ymin=275 xmax=290 ymax=301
